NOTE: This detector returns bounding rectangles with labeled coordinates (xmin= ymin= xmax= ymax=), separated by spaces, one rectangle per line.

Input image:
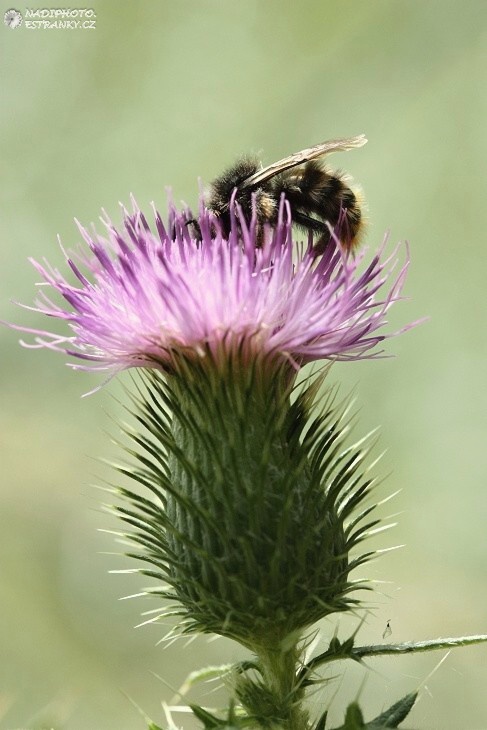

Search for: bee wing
xmin=241 ymin=134 xmax=367 ymax=188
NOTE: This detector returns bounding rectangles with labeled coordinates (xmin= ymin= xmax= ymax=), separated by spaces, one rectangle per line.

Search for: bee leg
xmin=312 ymin=232 xmax=332 ymax=256
xmin=292 ymin=209 xmax=359 ymax=255
xmin=289 ymin=210 xmax=331 ymax=254
xmin=185 ymin=218 xmax=202 ymax=241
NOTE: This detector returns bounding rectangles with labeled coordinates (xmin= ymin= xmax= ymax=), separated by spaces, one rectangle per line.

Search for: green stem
xmin=254 ymin=643 xmax=310 ymax=730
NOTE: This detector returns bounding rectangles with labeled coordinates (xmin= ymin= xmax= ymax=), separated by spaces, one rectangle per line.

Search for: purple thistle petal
xmin=7 ymin=196 xmax=416 ymax=379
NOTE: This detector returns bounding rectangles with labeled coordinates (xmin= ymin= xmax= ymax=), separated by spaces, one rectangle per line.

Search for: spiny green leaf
xmin=332 ymin=702 xmax=365 ymax=729
xmin=190 ymin=704 xmax=224 ymax=728
xmin=189 ymin=702 xmax=246 ymax=729
xmin=352 ymin=634 xmax=487 ymax=659
xmin=301 ymin=633 xmax=487 ymax=678
xmin=367 ymin=692 xmax=417 ymax=727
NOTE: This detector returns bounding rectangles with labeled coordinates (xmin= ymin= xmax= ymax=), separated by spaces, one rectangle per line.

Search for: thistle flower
xmin=13 ymin=197 xmax=409 ymax=377
xmin=10 ymin=196 xmax=416 ymax=729
xmin=8 ymin=194 xmax=487 ymax=730
xmin=9 ymin=196 xmax=414 ymax=641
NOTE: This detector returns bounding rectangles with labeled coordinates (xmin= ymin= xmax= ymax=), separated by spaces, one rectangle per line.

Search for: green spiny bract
xmin=113 ymin=351 xmax=379 ymax=651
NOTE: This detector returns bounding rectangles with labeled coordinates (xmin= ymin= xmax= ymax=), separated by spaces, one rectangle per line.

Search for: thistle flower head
xmin=8 ymin=193 xmax=416 ymax=655
xmin=7 ymin=182 xmax=461 ymax=730
xmin=14 ymin=196 xmax=410 ymax=379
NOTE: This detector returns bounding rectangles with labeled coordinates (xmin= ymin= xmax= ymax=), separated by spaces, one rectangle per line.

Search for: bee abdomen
xmin=280 ymin=161 xmax=363 ymax=250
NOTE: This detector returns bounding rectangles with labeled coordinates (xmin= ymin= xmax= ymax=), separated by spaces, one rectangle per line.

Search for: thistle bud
xmin=124 ymin=352 xmax=373 ymax=651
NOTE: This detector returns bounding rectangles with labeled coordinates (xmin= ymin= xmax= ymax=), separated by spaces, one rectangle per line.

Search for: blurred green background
xmin=1 ymin=1 xmax=486 ymax=728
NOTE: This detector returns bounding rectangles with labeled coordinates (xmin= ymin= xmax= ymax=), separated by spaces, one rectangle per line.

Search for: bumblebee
xmin=206 ymin=135 xmax=366 ymax=253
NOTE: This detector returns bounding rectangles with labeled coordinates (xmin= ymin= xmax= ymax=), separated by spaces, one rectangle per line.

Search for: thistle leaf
xmin=329 ymin=693 xmax=416 ymax=729
xmin=366 ymin=692 xmax=417 ymax=727
xmin=189 ymin=704 xmax=224 ymax=728
xmin=352 ymin=635 xmax=487 ymax=659
xmin=332 ymin=702 xmax=365 ymax=729
xmin=189 ymin=701 xmax=248 ymax=729
xmin=301 ymin=633 xmax=487 ymax=677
